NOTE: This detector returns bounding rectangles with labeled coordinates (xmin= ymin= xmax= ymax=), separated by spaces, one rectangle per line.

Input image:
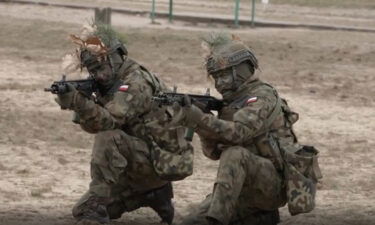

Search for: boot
xmin=257 ymin=209 xmax=280 ymax=225
xmin=207 ymin=217 xmax=224 ymax=225
xmin=233 ymin=209 xmax=280 ymax=225
xmin=145 ymin=182 xmax=175 ymax=225
xmin=74 ymin=196 xmax=112 ymax=224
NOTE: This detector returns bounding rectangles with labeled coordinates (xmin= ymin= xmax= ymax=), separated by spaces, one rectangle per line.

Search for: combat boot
xmin=145 ymin=182 xmax=175 ymax=225
xmin=74 ymin=196 xmax=112 ymax=225
xmin=257 ymin=209 xmax=280 ymax=225
xmin=207 ymin=217 xmax=224 ymax=225
xmin=240 ymin=209 xmax=280 ymax=225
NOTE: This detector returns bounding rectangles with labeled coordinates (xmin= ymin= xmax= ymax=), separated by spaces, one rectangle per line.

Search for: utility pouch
xmin=255 ymin=133 xmax=284 ymax=171
xmin=282 ymin=145 xmax=322 ymax=215
xmin=149 ymin=128 xmax=194 ymax=181
xmin=151 ymin=143 xmax=193 ymax=181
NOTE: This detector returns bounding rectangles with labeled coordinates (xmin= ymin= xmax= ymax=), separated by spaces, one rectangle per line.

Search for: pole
xmin=234 ymin=0 xmax=240 ymax=27
xmin=151 ymin=0 xmax=156 ymax=23
xmin=169 ymin=0 xmax=173 ymax=23
xmin=95 ymin=7 xmax=111 ymax=25
xmin=251 ymin=0 xmax=256 ymax=27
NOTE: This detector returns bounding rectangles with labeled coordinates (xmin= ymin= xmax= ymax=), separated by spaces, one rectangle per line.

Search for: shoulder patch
xmin=246 ymin=97 xmax=258 ymax=104
xmin=118 ymin=85 xmax=129 ymax=92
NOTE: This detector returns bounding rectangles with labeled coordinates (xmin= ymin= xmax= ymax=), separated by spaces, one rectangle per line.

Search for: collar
xmin=117 ymin=57 xmax=140 ymax=77
xmin=224 ymin=79 xmax=262 ymax=103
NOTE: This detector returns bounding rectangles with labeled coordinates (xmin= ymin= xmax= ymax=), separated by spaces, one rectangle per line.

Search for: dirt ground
xmin=0 ymin=1 xmax=374 ymax=225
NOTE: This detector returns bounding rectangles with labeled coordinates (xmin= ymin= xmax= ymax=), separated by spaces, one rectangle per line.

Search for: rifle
xmin=44 ymin=75 xmax=97 ymax=97
xmin=152 ymin=89 xmax=223 ymax=141
xmin=152 ymin=92 xmax=223 ymax=112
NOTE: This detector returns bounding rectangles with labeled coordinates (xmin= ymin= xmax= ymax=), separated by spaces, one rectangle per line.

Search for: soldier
xmin=54 ymin=24 xmax=194 ymax=225
xmin=172 ymin=34 xmax=322 ymax=225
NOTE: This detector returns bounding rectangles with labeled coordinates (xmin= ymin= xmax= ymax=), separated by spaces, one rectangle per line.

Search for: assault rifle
xmin=152 ymin=90 xmax=223 ymax=112
xmin=152 ymin=89 xmax=223 ymax=141
xmin=44 ymin=75 xmax=97 ymax=97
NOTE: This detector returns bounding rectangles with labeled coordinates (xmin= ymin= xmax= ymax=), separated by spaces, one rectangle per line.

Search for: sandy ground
xmin=0 ymin=2 xmax=374 ymax=225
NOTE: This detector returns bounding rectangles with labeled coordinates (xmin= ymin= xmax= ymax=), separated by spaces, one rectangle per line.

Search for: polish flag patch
xmin=118 ymin=85 xmax=129 ymax=92
xmin=246 ymin=97 xmax=258 ymax=104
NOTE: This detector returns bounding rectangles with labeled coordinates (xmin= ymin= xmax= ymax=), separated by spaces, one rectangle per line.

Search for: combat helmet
xmin=204 ymin=33 xmax=258 ymax=74
xmin=78 ymin=23 xmax=127 ymax=74
xmin=207 ymin=43 xmax=258 ymax=74
xmin=63 ymin=23 xmax=127 ymax=76
xmin=202 ymin=33 xmax=259 ymax=98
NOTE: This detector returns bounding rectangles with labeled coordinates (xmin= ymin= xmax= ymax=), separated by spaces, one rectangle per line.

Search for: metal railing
xmin=150 ymin=0 xmax=257 ymax=27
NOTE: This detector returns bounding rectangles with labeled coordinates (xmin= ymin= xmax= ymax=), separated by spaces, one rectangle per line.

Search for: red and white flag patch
xmin=118 ymin=85 xmax=129 ymax=92
xmin=246 ymin=97 xmax=258 ymax=104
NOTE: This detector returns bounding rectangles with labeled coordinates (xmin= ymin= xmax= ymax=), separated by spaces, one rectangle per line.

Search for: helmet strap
xmin=108 ymin=55 xmax=116 ymax=74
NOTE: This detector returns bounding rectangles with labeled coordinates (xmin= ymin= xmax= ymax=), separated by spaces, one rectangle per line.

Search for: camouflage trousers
xmin=72 ymin=129 xmax=170 ymax=219
xmin=179 ymin=146 xmax=286 ymax=225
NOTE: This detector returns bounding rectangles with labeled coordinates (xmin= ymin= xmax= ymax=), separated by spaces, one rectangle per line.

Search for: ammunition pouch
xmin=282 ymin=145 xmax=322 ymax=215
xmin=149 ymin=128 xmax=194 ymax=181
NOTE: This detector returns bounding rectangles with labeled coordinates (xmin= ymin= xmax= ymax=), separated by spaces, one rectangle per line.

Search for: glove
xmin=54 ymin=83 xmax=77 ymax=110
xmin=170 ymin=95 xmax=205 ymax=128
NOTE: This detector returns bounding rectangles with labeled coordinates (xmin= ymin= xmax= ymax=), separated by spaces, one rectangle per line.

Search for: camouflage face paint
xmin=91 ymin=62 xmax=114 ymax=86
xmin=211 ymin=68 xmax=235 ymax=98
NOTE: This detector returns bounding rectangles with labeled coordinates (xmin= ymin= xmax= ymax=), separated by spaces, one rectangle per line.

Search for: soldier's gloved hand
xmin=193 ymin=100 xmax=210 ymax=113
xmin=54 ymin=83 xmax=77 ymax=110
xmin=171 ymin=95 xmax=205 ymax=128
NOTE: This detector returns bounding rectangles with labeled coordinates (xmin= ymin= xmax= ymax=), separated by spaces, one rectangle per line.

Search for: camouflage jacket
xmin=196 ymin=79 xmax=322 ymax=215
xmin=196 ymin=79 xmax=298 ymax=160
xmin=73 ymin=57 xmax=193 ymax=180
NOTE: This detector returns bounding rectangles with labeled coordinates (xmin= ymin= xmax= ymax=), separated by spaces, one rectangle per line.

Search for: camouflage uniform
xmin=73 ymin=57 xmax=193 ymax=221
xmin=177 ymin=35 xmax=321 ymax=225
xmin=55 ymin=25 xmax=193 ymax=225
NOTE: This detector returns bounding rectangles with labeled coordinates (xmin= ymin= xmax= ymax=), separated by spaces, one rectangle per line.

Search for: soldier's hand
xmin=54 ymin=83 xmax=77 ymax=110
xmin=192 ymin=100 xmax=210 ymax=113
xmin=170 ymin=95 xmax=204 ymax=128
xmin=185 ymin=104 xmax=204 ymax=128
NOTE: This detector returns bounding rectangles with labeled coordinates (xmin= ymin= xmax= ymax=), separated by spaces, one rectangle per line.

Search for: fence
xmin=150 ymin=0 xmax=258 ymax=27
xmin=2 ymin=0 xmax=374 ymax=32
